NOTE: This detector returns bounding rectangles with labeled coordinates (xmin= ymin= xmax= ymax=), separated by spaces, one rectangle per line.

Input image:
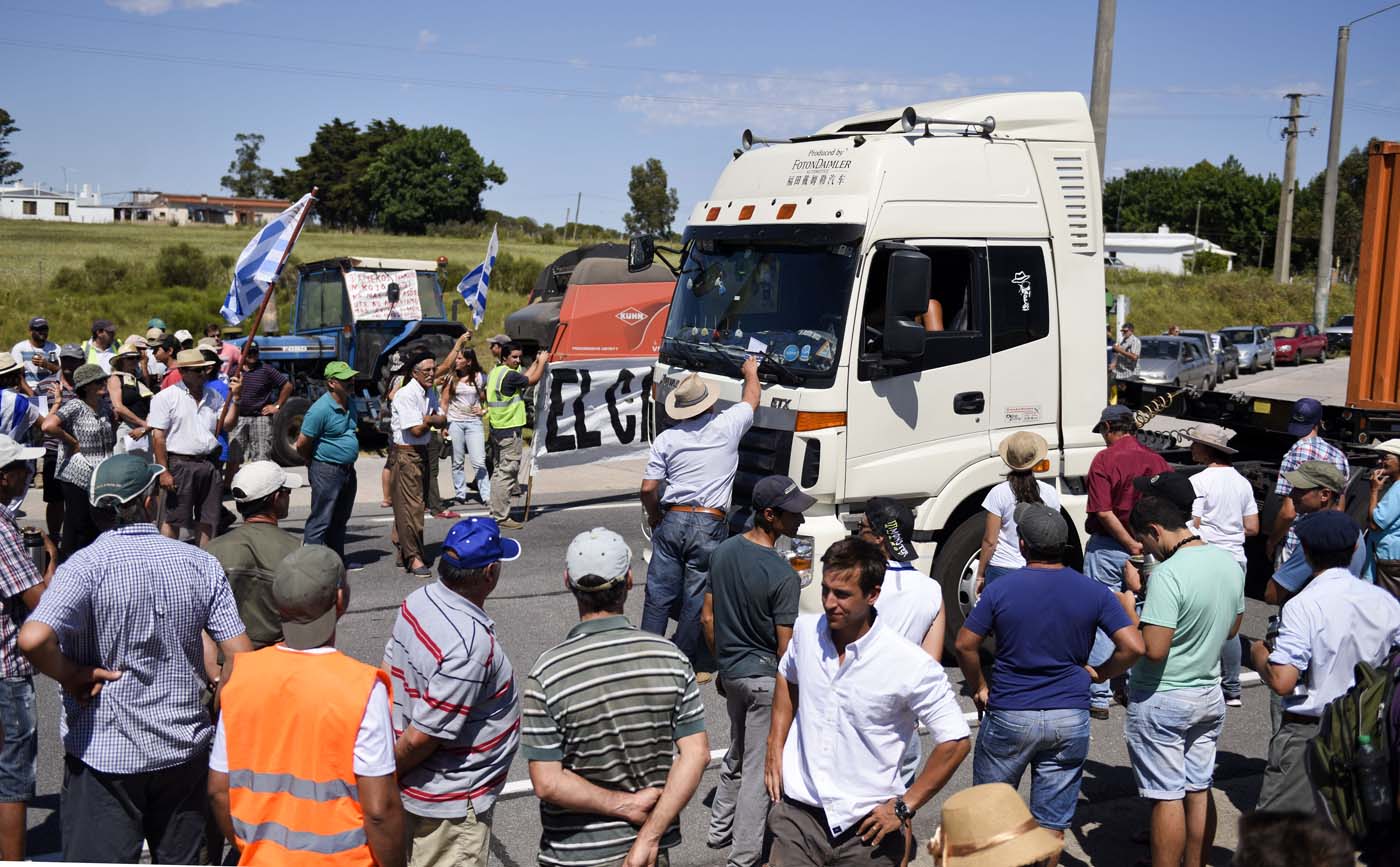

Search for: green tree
xmin=0 ymin=109 xmax=22 ymax=184
xmin=220 ymin=132 xmax=276 ymax=198
xmin=623 ymin=158 xmax=679 ymax=236
xmin=363 ymin=125 xmax=506 ymax=235
xmin=1293 ymin=141 xmax=1372 ymax=280
xmin=273 ymin=117 xmax=412 ymax=229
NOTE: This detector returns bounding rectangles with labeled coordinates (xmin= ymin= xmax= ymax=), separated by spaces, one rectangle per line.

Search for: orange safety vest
xmin=222 ymin=646 xmax=391 ymax=866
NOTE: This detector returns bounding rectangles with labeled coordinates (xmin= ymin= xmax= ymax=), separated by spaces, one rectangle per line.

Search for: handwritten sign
xmin=344 ymin=269 xmax=423 ymax=321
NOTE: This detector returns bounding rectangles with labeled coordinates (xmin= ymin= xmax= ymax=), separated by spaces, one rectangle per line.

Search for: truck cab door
xmin=846 ymin=241 xmax=991 ymax=500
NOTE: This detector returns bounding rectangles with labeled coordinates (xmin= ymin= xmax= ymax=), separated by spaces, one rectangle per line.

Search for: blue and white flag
xmin=220 ymin=192 xmax=315 ymax=325
xmin=456 ymin=225 xmax=498 ymax=328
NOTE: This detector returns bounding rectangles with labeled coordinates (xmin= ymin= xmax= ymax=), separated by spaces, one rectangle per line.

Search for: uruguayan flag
xmin=220 ymin=192 xmax=315 ymax=325
xmin=457 ymin=225 xmax=498 ymax=328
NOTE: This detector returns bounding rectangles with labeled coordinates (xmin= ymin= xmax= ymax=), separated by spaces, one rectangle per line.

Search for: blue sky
xmin=4 ymin=0 xmax=1399 ymax=231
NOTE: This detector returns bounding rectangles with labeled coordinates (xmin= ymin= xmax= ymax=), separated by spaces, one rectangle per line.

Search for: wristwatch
xmin=893 ymin=797 xmax=913 ymax=822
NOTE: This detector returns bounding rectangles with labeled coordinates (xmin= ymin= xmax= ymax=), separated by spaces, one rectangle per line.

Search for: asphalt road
xmin=24 ymin=493 xmax=1281 ymax=866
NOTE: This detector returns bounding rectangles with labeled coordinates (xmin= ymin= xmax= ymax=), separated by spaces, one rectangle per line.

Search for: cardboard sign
xmin=531 ymin=358 xmax=656 ymax=471
xmin=344 ymin=269 xmax=423 ymax=321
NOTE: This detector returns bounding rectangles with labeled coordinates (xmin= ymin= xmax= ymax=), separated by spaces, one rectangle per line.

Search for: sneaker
xmin=1089 ymin=707 xmax=1110 ymax=720
xmin=1225 ymin=696 xmax=1243 ymax=708
xmin=497 ymin=518 xmax=524 ymax=529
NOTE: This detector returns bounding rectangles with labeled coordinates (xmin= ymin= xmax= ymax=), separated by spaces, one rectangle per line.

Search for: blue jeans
xmin=304 ymin=459 xmax=357 ymax=559
xmin=1125 ymin=685 xmax=1226 ymax=799
xmin=1220 ymin=635 xmax=1242 ymax=700
xmin=1084 ymin=535 xmax=1130 ymax=709
xmin=984 ymin=564 xmax=1018 ymax=585
xmin=642 ymin=510 xmax=727 ymax=669
xmin=448 ymin=417 xmax=490 ymax=503
xmin=973 ymin=709 xmax=1090 ymax=830
xmin=0 ymin=676 xmax=36 ymax=801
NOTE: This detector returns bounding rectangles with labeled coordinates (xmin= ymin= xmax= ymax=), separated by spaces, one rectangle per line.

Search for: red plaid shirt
xmin=0 ymin=506 xmax=42 ymax=678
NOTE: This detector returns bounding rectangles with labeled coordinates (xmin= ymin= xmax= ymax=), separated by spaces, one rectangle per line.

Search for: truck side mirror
xmin=628 ymin=236 xmax=656 ymax=273
xmin=883 ymin=249 xmax=930 ymax=359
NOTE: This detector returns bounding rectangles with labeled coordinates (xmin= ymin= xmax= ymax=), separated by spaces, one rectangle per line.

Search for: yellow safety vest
xmin=486 ymin=364 xmax=526 ymax=431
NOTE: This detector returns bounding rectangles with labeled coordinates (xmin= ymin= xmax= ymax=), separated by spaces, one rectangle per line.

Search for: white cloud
xmin=627 ymin=34 xmax=658 ymax=48
xmin=417 ymin=29 xmax=440 ymax=50
xmin=106 ymin=0 xmax=240 ymax=13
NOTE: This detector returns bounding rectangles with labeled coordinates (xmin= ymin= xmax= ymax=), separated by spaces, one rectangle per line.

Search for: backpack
xmin=1308 ymin=647 xmax=1400 ymax=842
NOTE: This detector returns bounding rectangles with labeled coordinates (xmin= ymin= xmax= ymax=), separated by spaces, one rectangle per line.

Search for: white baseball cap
xmin=565 ymin=527 xmax=632 ymax=591
xmin=173 ymin=329 xmax=194 ymax=344
xmin=0 ymin=435 xmax=44 ymax=469
xmin=229 ymin=461 xmax=305 ymax=502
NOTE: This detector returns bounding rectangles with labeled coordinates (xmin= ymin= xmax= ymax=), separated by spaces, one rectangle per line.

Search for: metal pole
xmin=1273 ymin=93 xmax=1303 ymax=282
xmin=573 ymin=192 xmax=582 ymax=241
xmin=1088 ymin=0 xmax=1117 ymax=179
xmin=1193 ymin=200 xmax=1202 ymax=274
xmin=1315 ymin=25 xmax=1349 ymax=330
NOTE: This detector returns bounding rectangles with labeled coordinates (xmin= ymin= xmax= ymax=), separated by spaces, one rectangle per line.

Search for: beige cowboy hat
xmin=1372 ymin=438 xmax=1400 ymax=458
xmin=1184 ymin=422 xmax=1238 ymax=455
xmin=112 ymin=341 xmax=144 ymax=360
xmin=997 ymin=431 xmax=1048 ymax=472
xmin=664 ymin=372 xmax=719 ymax=421
xmin=929 ymin=783 xmax=1063 ymax=867
xmin=0 ymin=353 xmax=20 ymax=377
xmin=173 ymin=348 xmax=217 ymax=370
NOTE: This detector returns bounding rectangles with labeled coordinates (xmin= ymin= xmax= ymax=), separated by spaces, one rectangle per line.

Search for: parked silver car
xmin=1123 ymin=336 xmax=1214 ymax=390
xmin=1218 ymin=325 xmax=1276 ymax=373
xmin=1178 ymin=330 xmax=1220 ymax=389
xmin=1209 ymin=332 xmax=1240 ymax=380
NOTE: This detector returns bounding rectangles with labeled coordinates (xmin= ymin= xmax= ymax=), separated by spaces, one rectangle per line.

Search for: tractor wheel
xmin=271 ymin=397 xmax=312 ymax=467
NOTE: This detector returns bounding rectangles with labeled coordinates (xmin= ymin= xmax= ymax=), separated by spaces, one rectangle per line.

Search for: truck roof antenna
xmin=740 ymin=129 xmax=792 ymax=151
xmin=899 ymin=106 xmax=996 ymax=137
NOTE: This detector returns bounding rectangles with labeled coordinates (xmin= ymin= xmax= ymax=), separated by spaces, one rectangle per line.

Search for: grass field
xmin=1106 ymin=267 xmax=1355 ymax=334
xmin=0 ymin=219 xmax=583 ymax=357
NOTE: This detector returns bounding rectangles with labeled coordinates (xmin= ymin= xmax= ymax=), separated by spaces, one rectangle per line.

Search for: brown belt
xmin=666 ymin=504 xmax=725 ymax=519
xmin=1282 ymin=712 xmax=1320 ymax=726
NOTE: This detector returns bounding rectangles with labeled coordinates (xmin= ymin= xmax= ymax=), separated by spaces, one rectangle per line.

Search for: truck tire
xmin=271 ymin=397 xmax=312 ymax=467
xmin=934 ymin=513 xmax=987 ymax=657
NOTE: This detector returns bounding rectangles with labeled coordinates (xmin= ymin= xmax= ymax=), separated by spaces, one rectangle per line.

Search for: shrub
xmin=155 ymin=242 xmax=218 ymax=288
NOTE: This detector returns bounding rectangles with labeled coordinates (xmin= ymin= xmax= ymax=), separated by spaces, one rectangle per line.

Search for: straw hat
xmin=664 ymin=373 xmax=719 ymax=421
xmin=929 ymin=783 xmax=1063 ymax=867
xmin=0 ymin=353 xmax=19 ymax=377
xmin=1372 ymin=439 xmax=1400 ymax=458
xmin=112 ymin=341 xmax=143 ymax=361
xmin=123 ymin=334 xmax=150 ymax=351
xmin=1184 ymin=422 xmax=1238 ymax=455
xmin=997 ymin=431 xmax=1048 ymax=472
xmin=173 ymin=348 xmax=217 ymax=370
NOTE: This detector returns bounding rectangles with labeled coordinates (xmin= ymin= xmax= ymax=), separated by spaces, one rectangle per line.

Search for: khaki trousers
xmin=405 ymin=807 xmax=491 ymax=867
xmin=392 ymin=444 xmax=427 ymax=565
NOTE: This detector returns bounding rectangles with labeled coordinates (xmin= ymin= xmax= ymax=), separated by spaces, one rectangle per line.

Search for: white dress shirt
xmin=644 ymin=402 xmax=754 ymax=511
xmin=391 ymin=379 xmax=431 ymax=446
xmin=1270 ymin=567 xmax=1400 ymax=717
xmin=145 ymin=381 xmax=223 ymax=456
xmin=777 ymin=612 xmax=970 ymax=835
xmin=874 ymin=561 xmax=941 ymax=647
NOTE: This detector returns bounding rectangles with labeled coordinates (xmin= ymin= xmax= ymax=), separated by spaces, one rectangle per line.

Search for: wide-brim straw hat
xmin=0 ymin=353 xmax=19 ymax=377
xmin=1372 ymin=438 xmax=1400 ymax=458
xmin=997 ymin=431 xmax=1048 ymax=472
xmin=664 ymin=373 xmax=719 ymax=421
xmin=929 ymin=783 xmax=1064 ymax=867
xmin=1184 ymin=422 xmax=1238 ymax=455
xmin=112 ymin=341 xmax=143 ymax=361
xmin=173 ymin=348 xmax=217 ymax=370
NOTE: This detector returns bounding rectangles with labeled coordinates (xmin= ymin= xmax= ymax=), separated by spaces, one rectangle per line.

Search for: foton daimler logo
xmin=616 ymin=307 xmax=647 ymax=326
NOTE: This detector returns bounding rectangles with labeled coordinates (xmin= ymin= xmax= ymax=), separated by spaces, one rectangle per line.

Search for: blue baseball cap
xmin=441 ymin=517 xmax=521 ymax=569
xmin=1288 ymin=398 xmax=1325 ymax=437
xmin=1294 ymin=510 xmax=1360 ymax=554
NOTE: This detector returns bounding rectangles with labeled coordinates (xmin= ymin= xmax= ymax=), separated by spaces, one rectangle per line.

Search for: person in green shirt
xmin=1122 ymin=488 xmax=1244 ymax=867
xmin=295 ymin=361 xmax=361 ymax=560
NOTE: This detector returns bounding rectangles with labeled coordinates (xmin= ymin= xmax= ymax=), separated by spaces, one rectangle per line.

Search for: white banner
xmin=531 ymin=358 xmax=656 ymax=471
xmin=344 ymin=269 xmax=423 ymax=321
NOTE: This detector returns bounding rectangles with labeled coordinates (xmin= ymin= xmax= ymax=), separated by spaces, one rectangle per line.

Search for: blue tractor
xmin=234 ymin=255 xmax=468 ymax=465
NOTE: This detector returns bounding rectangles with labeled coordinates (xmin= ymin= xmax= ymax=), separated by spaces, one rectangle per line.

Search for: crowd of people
xmin=0 ymin=314 xmax=1399 ymax=867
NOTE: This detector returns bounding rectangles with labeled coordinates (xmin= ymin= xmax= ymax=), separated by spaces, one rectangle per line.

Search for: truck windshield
xmin=662 ymin=242 xmax=857 ymax=381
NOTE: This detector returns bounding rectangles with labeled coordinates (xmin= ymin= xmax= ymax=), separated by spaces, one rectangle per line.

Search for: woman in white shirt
xmin=441 ymin=348 xmax=490 ymax=505
xmin=1187 ymin=422 xmax=1257 ymax=707
xmin=977 ymin=431 xmax=1061 ymax=592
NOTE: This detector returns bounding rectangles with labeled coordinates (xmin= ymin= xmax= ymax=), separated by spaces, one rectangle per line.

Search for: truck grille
xmin=728 ymin=426 xmax=794 ymax=533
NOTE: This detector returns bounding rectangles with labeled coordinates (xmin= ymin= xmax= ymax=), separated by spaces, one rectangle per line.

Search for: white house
xmin=1105 ymin=225 xmax=1236 ymax=275
xmin=0 ymin=183 xmax=113 ymax=223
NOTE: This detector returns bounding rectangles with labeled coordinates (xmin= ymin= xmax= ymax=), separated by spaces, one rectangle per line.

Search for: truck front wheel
xmin=934 ymin=513 xmax=986 ymax=657
xmin=271 ymin=396 xmax=312 ymax=467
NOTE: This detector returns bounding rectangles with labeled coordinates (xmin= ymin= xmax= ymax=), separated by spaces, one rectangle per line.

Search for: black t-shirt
xmin=708 ymin=535 xmax=801 ymax=679
xmin=497 ymin=369 xmax=529 ymax=398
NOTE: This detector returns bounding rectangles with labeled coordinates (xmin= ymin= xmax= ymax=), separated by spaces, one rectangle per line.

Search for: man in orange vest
xmin=208 ymin=546 xmax=405 ymax=866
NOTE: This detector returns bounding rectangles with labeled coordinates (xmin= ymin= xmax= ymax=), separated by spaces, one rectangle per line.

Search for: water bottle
xmin=21 ymin=528 xmax=45 ymax=576
xmin=1355 ymin=734 xmax=1393 ymax=827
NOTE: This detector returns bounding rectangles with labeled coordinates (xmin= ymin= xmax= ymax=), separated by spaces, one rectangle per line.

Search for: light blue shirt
xmin=1270 ymin=567 xmax=1400 ymax=717
xmin=644 ymin=402 xmax=754 ymax=511
xmin=1273 ymin=532 xmax=1367 ymax=593
xmin=1367 ymin=483 xmax=1400 ymax=579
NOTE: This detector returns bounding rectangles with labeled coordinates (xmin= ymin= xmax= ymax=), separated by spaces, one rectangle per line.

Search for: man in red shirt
xmin=1084 ymin=404 xmax=1169 ymax=716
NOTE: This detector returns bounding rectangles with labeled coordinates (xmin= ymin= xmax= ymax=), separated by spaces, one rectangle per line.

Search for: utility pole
xmin=563 ymin=207 xmax=570 ymax=238
xmin=573 ymin=192 xmax=582 ymax=242
xmin=1193 ymin=200 xmax=1202 ymax=274
xmin=1088 ymin=0 xmax=1117 ymax=180
xmin=1314 ymin=26 xmax=1349 ymax=329
xmin=1272 ymin=93 xmax=1305 ymax=283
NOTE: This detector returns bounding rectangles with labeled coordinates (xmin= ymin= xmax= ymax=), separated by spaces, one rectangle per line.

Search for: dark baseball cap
xmin=92 ymin=318 xmax=115 ymax=333
xmin=1093 ymin=404 xmax=1134 ymax=433
xmin=1295 ymin=510 xmax=1360 ymax=554
xmin=752 ymin=475 xmax=817 ymax=514
xmin=865 ymin=496 xmax=915 ymax=562
xmin=88 ymin=454 xmax=165 ymax=509
xmin=1288 ymin=398 xmax=1325 ymax=437
xmin=274 ymin=546 xmax=346 ymax=650
xmin=441 ymin=517 xmax=521 ymax=569
xmin=1013 ymin=502 xmax=1068 ymax=549
xmin=1133 ymin=472 xmax=1198 ymax=513
xmin=28 ymin=317 xmax=47 ymax=330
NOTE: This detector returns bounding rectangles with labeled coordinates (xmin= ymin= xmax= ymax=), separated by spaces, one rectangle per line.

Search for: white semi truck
xmin=629 ymin=92 xmax=1107 ymax=648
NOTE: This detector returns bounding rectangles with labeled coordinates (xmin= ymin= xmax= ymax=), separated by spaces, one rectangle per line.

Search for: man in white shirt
xmin=764 ymin=537 xmax=970 ymax=866
xmin=148 ymin=349 xmax=238 ymax=546
xmin=639 ymin=358 xmax=760 ymax=673
xmin=391 ymin=353 xmax=446 ymax=577
xmin=11 ymin=318 xmax=59 ymax=391
xmin=1247 ymin=511 xmax=1400 ymax=814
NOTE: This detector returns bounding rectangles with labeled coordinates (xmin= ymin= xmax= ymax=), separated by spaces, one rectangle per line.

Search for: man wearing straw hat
xmin=639 ymin=357 xmax=760 ymax=675
xmin=147 ymin=348 xmax=239 ymax=547
xmin=928 ymin=783 xmax=1064 ymax=867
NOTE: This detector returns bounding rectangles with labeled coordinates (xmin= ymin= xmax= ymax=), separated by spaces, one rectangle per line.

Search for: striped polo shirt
xmin=383 ymin=581 xmax=521 ymax=818
xmin=522 ymin=615 xmax=706 ymax=867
